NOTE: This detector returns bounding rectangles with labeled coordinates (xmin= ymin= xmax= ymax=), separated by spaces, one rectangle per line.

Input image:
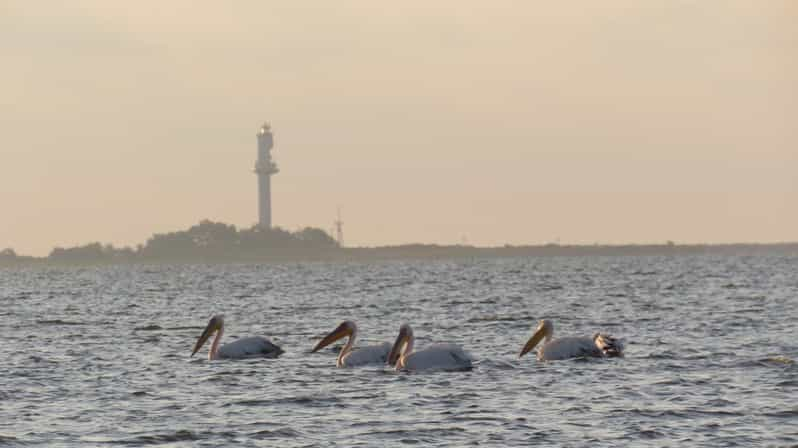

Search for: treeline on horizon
xmin=1 ymin=220 xmax=338 ymax=263
xmin=2 ymin=221 xmax=797 ymax=265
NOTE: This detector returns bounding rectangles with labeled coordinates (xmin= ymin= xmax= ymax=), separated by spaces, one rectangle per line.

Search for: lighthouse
xmin=255 ymin=122 xmax=278 ymax=228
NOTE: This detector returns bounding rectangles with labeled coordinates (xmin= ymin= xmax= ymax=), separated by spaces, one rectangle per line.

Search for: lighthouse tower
xmin=255 ymin=122 xmax=278 ymax=228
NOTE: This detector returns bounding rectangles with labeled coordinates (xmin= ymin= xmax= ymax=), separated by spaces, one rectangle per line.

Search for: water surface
xmin=2 ymin=255 xmax=797 ymax=446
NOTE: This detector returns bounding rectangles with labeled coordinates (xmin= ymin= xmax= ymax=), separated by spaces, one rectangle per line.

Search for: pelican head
xmin=312 ymin=320 xmax=356 ymax=352
xmin=191 ymin=314 xmax=224 ymax=357
xmin=387 ymin=323 xmax=413 ymax=366
xmin=519 ymin=319 xmax=553 ymax=358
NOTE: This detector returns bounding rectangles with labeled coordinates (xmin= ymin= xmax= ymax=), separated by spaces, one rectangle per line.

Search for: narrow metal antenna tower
xmin=334 ymin=207 xmax=344 ymax=247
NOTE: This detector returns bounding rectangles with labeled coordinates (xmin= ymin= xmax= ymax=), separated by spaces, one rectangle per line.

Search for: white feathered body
xmin=339 ymin=342 xmax=391 ymax=367
xmin=538 ymin=334 xmax=624 ymax=361
xmin=398 ymin=343 xmax=473 ymax=371
xmin=217 ymin=336 xmax=283 ymax=359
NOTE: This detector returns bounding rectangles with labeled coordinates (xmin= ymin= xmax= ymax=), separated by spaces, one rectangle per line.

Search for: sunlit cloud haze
xmin=2 ymin=1 xmax=796 ymax=255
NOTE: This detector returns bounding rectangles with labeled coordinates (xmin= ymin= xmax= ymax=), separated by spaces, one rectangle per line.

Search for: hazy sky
xmin=2 ymin=1 xmax=796 ymax=255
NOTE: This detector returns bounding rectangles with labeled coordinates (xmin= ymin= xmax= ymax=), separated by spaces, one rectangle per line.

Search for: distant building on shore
xmin=254 ymin=122 xmax=278 ymax=228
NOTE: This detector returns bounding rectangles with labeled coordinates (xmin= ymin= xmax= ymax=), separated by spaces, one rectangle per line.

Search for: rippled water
xmin=2 ymin=255 xmax=797 ymax=447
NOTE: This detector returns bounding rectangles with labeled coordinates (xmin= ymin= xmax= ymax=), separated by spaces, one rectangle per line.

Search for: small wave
xmin=727 ymin=295 xmax=766 ymax=302
xmin=366 ymin=427 xmax=467 ymax=440
xmin=137 ymin=336 xmax=160 ymax=344
xmin=643 ymin=351 xmax=679 ymax=360
xmin=27 ymin=355 xmax=58 ymax=364
xmin=638 ymin=429 xmax=666 ymax=439
xmin=688 ymin=408 xmax=745 ymax=417
xmin=36 ymin=319 xmax=86 ymax=326
xmin=11 ymin=291 xmax=33 ymax=299
xmin=612 ymin=408 xmax=686 ymax=419
xmin=107 ymin=430 xmax=200 ymax=445
xmin=763 ymin=355 xmax=794 ymax=365
xmin=761 ymin=409 xmax=798 ymax=418
xmin=466 ymin=315 xmax=529 ymax=323
xmin=732 ymin=356 xmax=795 ymax=369
xmin=224 ymin=399 xmax=273 ymax=407
xmin=705 ymin=398 xmax=737 ymax=407
xmin=226 ymin=396 xmax=342 ymax=408
xmin=476 ymin=359 xmax=518 ymax=370
xmin=341 ymin=392 xmax=387 ymax=400
xmin=449 ymin=414 xmax=508 ymax=424
xmin=249 ymin=428 xmax=301 ymax=439
xmin=0 ymin=434 xmax=20 ymax=446
xmin=280 ymin=395 xmax=342 ymax=406
xmin=134 ymin=324 xmax=162 ymax=331
xmin=167 ymin=325 xmax=205 ymax=330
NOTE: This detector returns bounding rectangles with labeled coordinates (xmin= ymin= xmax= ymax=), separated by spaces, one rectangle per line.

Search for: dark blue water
xmin=2 ymin=255 xmax=797 ymax=447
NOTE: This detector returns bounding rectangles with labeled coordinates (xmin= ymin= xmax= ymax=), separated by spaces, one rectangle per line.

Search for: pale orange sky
xmin=2 ymin=1 xmax=796 ymax=256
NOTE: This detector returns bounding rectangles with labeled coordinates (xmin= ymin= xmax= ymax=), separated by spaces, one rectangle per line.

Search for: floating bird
xmin=311 ymin=320 xmax=391 ymax=367
xmin=519 ymin=319 xmax=623 ymax=361
xmin=191 ymin=315 xmax=283 ymax=360
xmin=387 ymin=323 xmax=473 ymax=371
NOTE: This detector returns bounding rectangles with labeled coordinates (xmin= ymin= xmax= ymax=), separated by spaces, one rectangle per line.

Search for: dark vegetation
xmin=2 ymin=220 xmax=338 ymax=265
xmin=2 ymin=221 xmax=797 ymax=266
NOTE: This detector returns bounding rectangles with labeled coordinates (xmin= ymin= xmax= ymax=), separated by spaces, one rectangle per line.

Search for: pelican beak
xmin=312 ymin=322 xmax=352 ymax=352
xmin=191 ymin=318 xmax=220 ymax=357
xmin=387 ymin=326 xmax=409 ymax=366
xmin=519 ymin=326 xmax=546 ymax=358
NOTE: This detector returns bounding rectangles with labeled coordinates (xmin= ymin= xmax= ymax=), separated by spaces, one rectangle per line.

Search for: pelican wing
xmin=217 ymin=336 xmax=283 ymax=359
xmin=341 ymin=342 xmax=391 ymax=367
xmin=403 ymin=343 xmax=473 ymax=371
xmin=538 ymin=336 xmax=603 ymax=361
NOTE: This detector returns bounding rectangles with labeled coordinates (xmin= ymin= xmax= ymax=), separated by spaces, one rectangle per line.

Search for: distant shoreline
xmin=3 ymin=242 xmax=797 ymax=268
xmin=3 ymin=220 xmax=796 ymax=267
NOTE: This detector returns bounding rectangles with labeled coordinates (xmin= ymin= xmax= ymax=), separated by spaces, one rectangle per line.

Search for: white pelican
xmin=311 ymin=320 xmax=391 ymax=367
xmin=519 ymin=319 xmax=624 ymax=361
xmin=191 ymin=315 xmax=283 ymax=360
xmin=387 ymin=323 xmax=473 ymax=371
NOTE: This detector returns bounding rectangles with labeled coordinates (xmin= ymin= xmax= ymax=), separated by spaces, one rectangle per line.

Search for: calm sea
xmin=2 ymin=255 xmax=796 ymax=447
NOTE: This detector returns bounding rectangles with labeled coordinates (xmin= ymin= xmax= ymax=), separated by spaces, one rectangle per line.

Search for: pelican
xmin=311 ymin=320 xmax=391 ymax=367
xmin=191 ymin=315 xmax=283 ymax=360
xmin=387 ymin=323 xmax=473 ymax=371
xmin=519 ymin=319 xmax=624 ymax=361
